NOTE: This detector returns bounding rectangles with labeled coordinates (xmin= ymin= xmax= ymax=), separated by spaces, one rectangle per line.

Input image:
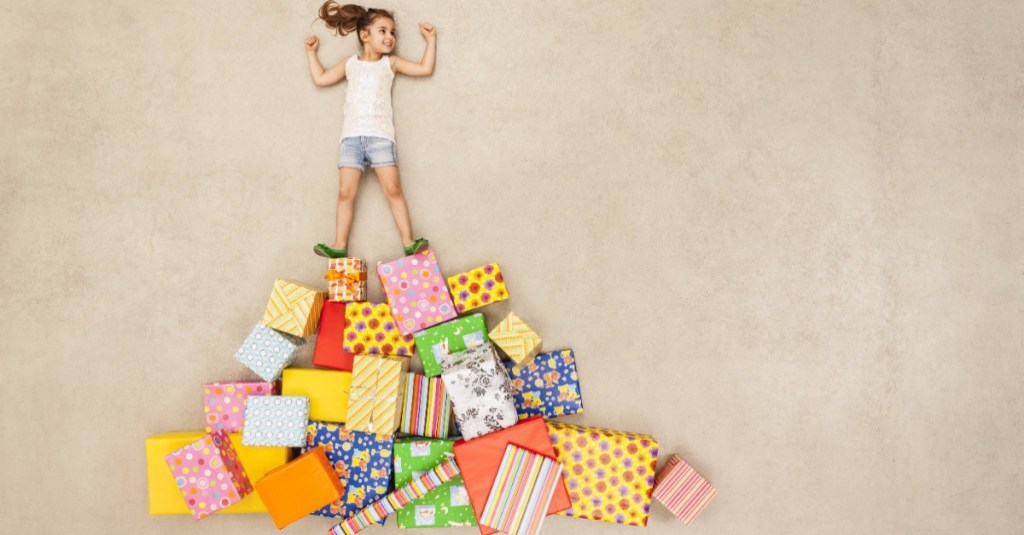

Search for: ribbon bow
xmin=325 ymin=269 xmax=367 ymax=293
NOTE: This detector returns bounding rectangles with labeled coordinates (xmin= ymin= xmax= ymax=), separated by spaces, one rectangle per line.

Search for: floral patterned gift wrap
xmin=440 ymin=343 xmax=518 ymax=440
xmin=504 ymin=349 xmax=583 ymax=419
xmin=446 ymin=263 xmax=509 ymax=313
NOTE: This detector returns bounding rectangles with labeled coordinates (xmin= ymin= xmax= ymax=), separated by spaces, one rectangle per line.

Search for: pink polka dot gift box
xmin=203 ymin=381 xmax=277 ymax=433
xmin=163 ymin=430 xmax=253 ymax=520
xmin=376 ymin=248 xmax=457 ymax=337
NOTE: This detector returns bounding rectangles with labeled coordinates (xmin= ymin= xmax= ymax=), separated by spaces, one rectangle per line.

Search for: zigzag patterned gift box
xmin=489 ymin=312 xmax=542 ymax=370
xmin=303 ymin=421 xmax=394 ymax=519
xmin=261 ymin=279 xmax=324 ymax=337
xmin=504 ymin=349 xmax=583 ymax=419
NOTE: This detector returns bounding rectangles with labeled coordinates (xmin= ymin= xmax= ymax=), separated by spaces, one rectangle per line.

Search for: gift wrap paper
xmin=413 ymin=313 xmax=488 ymax=377
xmin=447 ymin=262 xmax=510 ymax=313
xmin=347 ymin=354 xmax=409 ymax=434
xmin=164 ymin=430 xmax=253 ymax=520
xmin=281 ymin=368 xmax=352 ymax=423
xmin=204 ymin=382 xmax=276 ymax=433
xmin=255 ymin=447 xmax=345 ymax=529
xmin=480 ymin=444 xmax=562 ymax=535
xmin=399 ymin=373 xmax=452 ymax=438
xmin=235 ymin=322 xmax=304 ymax=382
xmin=326 ymin=258 xmax=368 ymax=302
xmin=262 ymin=279 xmax=325 ymax=337
xmin=653 ymin=454 xmax=717 ymax=524
xmin=393 ymin=438 xmax=477 ymax=528
xmin=343 ymin=302 xmax=415 ymax=356
xmin=242 ymin=395 xmax=310 ymax=447
xmin=377 ymin=248 xmax=457 ymax=336
xmin=314 ymin=301 xmax=356 ymax=371
xmin=488 ymin=312 xmax=542 ymax=369
xmin=547 ymin=422 xmax=660 ymax=526
xmin=441 ymin=343 xmax=518 ymax=440
xmin=504 ymin=349 xmax=583 ymax=420
xmin=304 ymin=421 xmax=394 ymax=519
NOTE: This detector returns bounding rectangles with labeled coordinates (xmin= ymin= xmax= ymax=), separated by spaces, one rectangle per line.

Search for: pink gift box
xmin=377 ymin=248 xmax=457 ymax=336
xmin=653 ymin=454 xmax=716 ymax=524
xmin=164 ymin=430 xmax=253 ymax=520
xmin=204 ymin=381 xmax=277 ymax=433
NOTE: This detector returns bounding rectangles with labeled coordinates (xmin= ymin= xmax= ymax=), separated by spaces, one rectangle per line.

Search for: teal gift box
xmin=412 ymin=313 xmax=488 ymax=377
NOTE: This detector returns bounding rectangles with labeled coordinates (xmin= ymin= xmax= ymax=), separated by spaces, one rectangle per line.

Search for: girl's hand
xmin=419 ymin=23 xmax=436 ymax=40
xmin=305 ymin=35 xmax=320 ymax=51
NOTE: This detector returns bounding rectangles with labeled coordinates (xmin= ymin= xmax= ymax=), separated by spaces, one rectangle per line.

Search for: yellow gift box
xmin=488 ymin=312 xmax=542 ymax=369
xmin=346 ymin=354 xmax=409 ymax=434
xmin=281 ymin=368 xmax=352 ymax=423
xmin=146 ymin=431 xmax=289 ymax=515
xmin=262 ymin=279 xmax=325 ymax=337
xmin=447 ymin=262 xmax=510 ymax=313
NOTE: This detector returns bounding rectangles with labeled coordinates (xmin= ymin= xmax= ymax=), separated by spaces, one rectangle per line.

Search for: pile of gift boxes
xmin=146 ymin=249 xmax=717 ymax=533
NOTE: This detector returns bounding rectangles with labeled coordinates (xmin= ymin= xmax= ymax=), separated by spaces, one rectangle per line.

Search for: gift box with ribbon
xmin=346 ymin=354 xmax=409 ymax=434
xmin=325 ymin=258 xmax=368 ymax=303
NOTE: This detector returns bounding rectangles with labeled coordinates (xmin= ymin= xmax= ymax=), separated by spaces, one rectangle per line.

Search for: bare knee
xmin=381 ymin=181 xmax=403 ymax=200
xmin=338 ymin=186 xmax=357 ymax=202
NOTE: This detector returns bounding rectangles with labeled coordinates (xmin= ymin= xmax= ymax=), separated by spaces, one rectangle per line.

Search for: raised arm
xmin=305 ymin=35 xmax=347 ymax=87
xmin=391 ymin=23 xmax=436 ymax=77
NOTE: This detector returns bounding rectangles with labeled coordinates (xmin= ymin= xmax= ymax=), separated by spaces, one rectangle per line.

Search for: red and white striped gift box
xmin=652 ymin=454 xmax=716 ymax=524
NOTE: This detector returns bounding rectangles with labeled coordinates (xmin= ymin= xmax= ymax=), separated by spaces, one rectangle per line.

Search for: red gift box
xmin=452 ymin=416 xmax=571 ymax=535
xmin=312 ymin=301 xmax=355 ymax=371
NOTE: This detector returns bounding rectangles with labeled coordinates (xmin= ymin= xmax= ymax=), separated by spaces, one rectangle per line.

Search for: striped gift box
xmin=346 ymin=354 xmax=409 ymax=434
xmin=653 ymin=454 xmax=716 ymax=524
xmin=262 ymin=279 xmax=324 ymax=337
xmin=399 ymin=373 xmax=452 ymax=438
xmin=479 ymin=444 xmax=562 ymax=535
xmin=488 ymin=312 xmax=542 ymax=370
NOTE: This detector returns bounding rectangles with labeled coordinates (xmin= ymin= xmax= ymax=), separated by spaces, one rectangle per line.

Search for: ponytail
xmin=318 ymin=1 xmax=394 ymax=40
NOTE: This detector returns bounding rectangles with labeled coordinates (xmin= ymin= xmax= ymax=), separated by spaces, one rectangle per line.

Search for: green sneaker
xmin=403 ymin=237 xmax=429 ymax=256
xmin=313 ymin=243 xmax=348 ymax=258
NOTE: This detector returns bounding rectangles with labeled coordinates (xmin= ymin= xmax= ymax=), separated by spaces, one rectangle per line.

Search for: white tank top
xmin=340 ymin=54 xmax=396 ymax=142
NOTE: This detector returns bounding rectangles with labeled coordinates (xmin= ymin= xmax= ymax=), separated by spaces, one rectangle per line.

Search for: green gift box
xmin=413 ymin=314 xmax=488 ymax=377
xmin=393 ymin=438 xmax=478 ymax=528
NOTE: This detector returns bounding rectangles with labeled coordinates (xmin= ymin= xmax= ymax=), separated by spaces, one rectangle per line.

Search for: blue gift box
xmin=235 ymin=322 xmax=304 ymax=382
xmin=503 ymin=349 xmax=584 ymax=419
xmin=303 ymin=421 xmax=394 ymax=519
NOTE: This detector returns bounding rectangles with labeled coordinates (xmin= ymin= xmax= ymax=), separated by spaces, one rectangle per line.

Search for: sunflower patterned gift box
xmin=303 ymin=421 xmax=394 ymax=520
xmin=446 ymin=263 xmax=509 ymax=313
xmin=393 ymin=438 xmax=477 ymax=528
xmin=546 ymin=422 xmax=660 ymax=527
xmin=342 ymin=302 xmax=415 ymax=356
xmin=503 ymin=349 xmax=583 ymax=420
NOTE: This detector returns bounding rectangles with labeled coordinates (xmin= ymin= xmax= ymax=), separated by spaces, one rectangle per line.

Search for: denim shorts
xmin=339 ymin=136 xmax=398 ymax=169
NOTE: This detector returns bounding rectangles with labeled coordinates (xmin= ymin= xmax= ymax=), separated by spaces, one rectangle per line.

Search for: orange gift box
xmin=452 ymin=416 xmax=570 ymax=535
xmin=254 ymin=447 xmax=345 ymax=529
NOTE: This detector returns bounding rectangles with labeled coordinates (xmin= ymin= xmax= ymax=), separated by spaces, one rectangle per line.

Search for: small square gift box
xmin=325 ymin=257 xmax=368 ymax=302
xmin=546 ymin=422 xmax=660 ymax=527
xmin=452 ymin=416 xmax=571 ymax=535
xmin=204 ymin=381 xmax=277 ymax=433
xmin=503 ymin=349 xmax=583 ymax=420
xmin=242 ymin=395 xmax=310 ymax=447
xmin=488 ymin=312 xmax=542 ymax=370
xmin=255 ymin=446 xmax=345 ymax=529
xmin=479 ymin=444 xmax=563 ymax=535
xmin=413 ymin=313 xmax=488 ymax=377
xmin=262 ymin=278 xmax=325 ymax=337
xmin=281 ymin=368 xmax=352 ymax=423
xmin=653 ymin=454 xmax=717 ymax=525
xmin=314 ymin=301 xmax=356 ymax=371
xmin=393 ymin=438 xmax=477 ymax=528
xmin=304 ymin=421 xmax=394 ymax=519
xmin=376 ymin=248 xmax=457 ymax=336
xmin=343 ymin=302 xmax=416 ymax=356
xmin=235 ymin=323 xmax=305 ymax=382
xmin=346 ymin=354 xmax=409 ymax=434
xmin=399 ymin=373 xmax=452 ymax=438
xmin=447 ymin=262 xmax=510 ymax=313
xmin=440 ymin=343 xmax=518 ymax=440
xmin=163 ymin=430 xmax=253 ymax=520
xmin=147 ymin=431 xmax=289 ymax=516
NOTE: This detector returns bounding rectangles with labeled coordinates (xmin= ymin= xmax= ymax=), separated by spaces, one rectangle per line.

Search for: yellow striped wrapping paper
xmin=488 ymin=312 xmax=542 ymax=369
xmin=398 ymin=373 xmax=452 ymax=438
xmin=479 ymin=444 xmax=562 ymax=535
xmin=262 ymin=279 xmax=325 ymax=337
xmin=346 ymin=355 xmax=408 ymax=434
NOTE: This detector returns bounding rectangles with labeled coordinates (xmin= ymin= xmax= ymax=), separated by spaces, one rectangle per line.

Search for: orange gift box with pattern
xmin=447 ymin=263 xmax=509 ymax=313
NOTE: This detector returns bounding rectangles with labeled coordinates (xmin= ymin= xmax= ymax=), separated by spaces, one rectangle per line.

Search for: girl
xmin=305 ymin=2 xmax=436 ymax=258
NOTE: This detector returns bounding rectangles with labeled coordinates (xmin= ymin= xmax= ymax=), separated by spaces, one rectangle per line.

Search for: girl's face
xmin=360 ymin=17 xmax=396 ymax=55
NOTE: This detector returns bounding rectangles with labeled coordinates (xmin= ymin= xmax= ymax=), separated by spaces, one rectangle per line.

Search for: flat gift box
xmin=262 ymin=278 xmax=325 ymax=337
xmin=479 ymin=444 xmax=562 ymax=535
xmin=281 ymin=368 xmax=352 ymax=423
xmin=241 ymin=395 xmax=310 ymax=447
xmin=413 ymin=313 xmax=488 ymax=377
xmin=446 ymin=262 xmax=509 ymax=313
xmin=342 ymin=302 xmax=415 ymax=356
xmin=376 ymin=248 xmax=457 ymax=336
xmin=504 ymin=349 xmax=583 ymax=419
xmin=303 ymin=421 xmax=394 ymax=519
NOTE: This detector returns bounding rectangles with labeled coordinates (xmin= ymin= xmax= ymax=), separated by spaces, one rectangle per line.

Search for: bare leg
xmin=374 ymin=166 xmax=415 ymax=247
xmin=333 ymin=167 xmax=363 ymax=250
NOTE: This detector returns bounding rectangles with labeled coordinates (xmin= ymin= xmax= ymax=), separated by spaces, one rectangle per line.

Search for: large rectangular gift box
xmin=546 ymin=422 xmax=660 ymax=527
xmin=504 ymin=349 xmax=583 ymax=419
xmin=393 ymin=438 xmax=477 ymax=528
xmin=281 ymin=368 xmax=352 ymax=423
xmin=342 ymin=302 xmax=415 ymax=356
xmin=262 ymin=278 xmax=325 ymax=337
xmin=440 ymin=343 xmax=518 ymax=440
xmin=488 ymin=312 xmax=542 ymax=370
xmin=255 ymin=446 xmax=345 ymax=529
xmin=314 ymin=301 xmax=356 ymax=371
xmin=653 ymin=453 xmax=717 ymax=524
xmin=235 ymin=322 xmax=304 ymax=382
xmin=376 ymin=248 xmax=457 ymax=336
xmin=163 ymin=430 xmax=253 ymax=520
xmin=146 ymin=431 xmax=289 ymax=515
xmin=399 ymin=373 xmax=452 ymax=438
xmin=304 ymin=421 xmax=394 ymax=519
xmin=242 ymin=395 xmax=310 ymax=447
xmin=325 ymin=257 xmax=368 ymax=302
xmin=479 ymin=444 xmax=563 ymax=535
xmin=446 ymin=262 xmax=510 ymax=313
xmin=452 ymin=416 xmax=571 ymax=535
xmin=347 ymin=354 xmax=409 ymax=434
xmin=413 ymin=313 xmax=488 ymax=377
xmin=204 ymin=381 xmax=277 ymax=433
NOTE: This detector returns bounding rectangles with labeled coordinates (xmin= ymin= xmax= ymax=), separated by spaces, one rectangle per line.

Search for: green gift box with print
xmin=413 ymin=313 xmax=488 ymax=377
xmin=393 ymin=438 xmax=478 ymax=528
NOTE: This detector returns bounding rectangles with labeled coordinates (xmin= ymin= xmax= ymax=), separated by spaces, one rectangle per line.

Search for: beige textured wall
xmin=2 ymin=1 xmax=1022 ymax=533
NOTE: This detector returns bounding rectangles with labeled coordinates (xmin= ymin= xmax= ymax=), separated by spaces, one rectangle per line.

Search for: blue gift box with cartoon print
xmin=302 ymin=421 xmax=394 ymax=519
xmin=503 ymin=349 xmax=584 ymax=419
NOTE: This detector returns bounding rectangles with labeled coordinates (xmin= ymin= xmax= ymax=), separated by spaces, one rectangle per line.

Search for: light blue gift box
xmin=241 ymin=395 xmax=310 ymax=447
xmin=235 ymin=322 xmax=305 ymax=382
